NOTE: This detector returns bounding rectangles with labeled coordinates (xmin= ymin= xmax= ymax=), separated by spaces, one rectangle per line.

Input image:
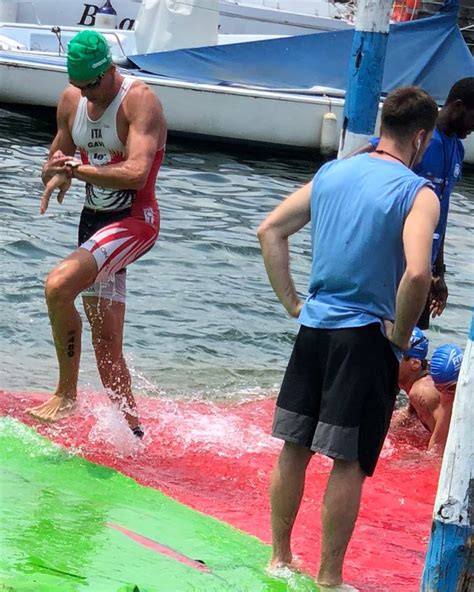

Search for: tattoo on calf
xmin=67 ymin=331 xmax=76 ymax=358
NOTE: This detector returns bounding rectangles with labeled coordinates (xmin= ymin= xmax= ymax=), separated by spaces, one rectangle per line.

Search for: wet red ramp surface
xmin=0 ymin=390 xmax=439 ymax=591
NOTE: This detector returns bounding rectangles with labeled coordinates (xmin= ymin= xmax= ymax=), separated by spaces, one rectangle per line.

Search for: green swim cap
xmin=67 ymin=29 xmax=112 ymax=81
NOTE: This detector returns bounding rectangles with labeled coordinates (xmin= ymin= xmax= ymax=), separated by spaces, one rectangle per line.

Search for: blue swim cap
xmin=430 ymin=344 xmax=463 ymax=386
xmin=405 ymin=327 xmax=429 ymax=360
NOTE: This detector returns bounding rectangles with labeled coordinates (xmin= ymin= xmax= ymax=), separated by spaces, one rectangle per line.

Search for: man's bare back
xmin=407 ymin=374 xmax=440 ymax=433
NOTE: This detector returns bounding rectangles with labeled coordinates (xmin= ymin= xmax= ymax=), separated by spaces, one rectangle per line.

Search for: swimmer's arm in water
xmin=428 ymin=391 xmax=454 ymax=453
xmin=390 ymin=402 xmax=417 ymax=429
xmin=41 ymin=87 xmax=78 ymax=185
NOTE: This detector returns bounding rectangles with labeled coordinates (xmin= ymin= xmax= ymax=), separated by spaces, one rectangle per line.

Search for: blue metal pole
xmin=421 ymin=312 xmax=474 ymax=591
xmin=338 ymin=0 xmax=392 ymax=158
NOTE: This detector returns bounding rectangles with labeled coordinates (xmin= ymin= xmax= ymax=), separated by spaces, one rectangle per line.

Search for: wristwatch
xmin=65 ymin=160 xmax=81 ymax=178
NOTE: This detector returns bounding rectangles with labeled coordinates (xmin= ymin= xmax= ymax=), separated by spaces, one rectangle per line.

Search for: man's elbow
xmin=129 ymin=169 xmax=149 ymax=191
xmin=132 ymin=178 xmax=147 ymax=191
xmin=257 ymin=220 xmax=271 ymax=244
xmin=257 ymin=219 xmax=281 ymax=248
xmin=404 ymin=267 xmax=431 ymax=290
xmin=124 ymin=159 xmax=153 ymax=190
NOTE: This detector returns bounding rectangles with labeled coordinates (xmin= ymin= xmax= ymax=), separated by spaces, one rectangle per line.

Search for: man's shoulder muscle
xmin=413 ymin=375 xmax=439 ymax=398
xmin=411 ymin=185 xmax=439 ymax=214
xmin=59 ymin=86 xmax=81 ymax=111
xmin=57 ymin=86 xmax=81 ymax=126
xmin=122 ymin=81 xmax=164 ymax=121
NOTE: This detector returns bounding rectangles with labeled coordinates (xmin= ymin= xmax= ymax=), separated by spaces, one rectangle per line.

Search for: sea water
xmin=0 ymin=104 xmax=473 ymax=399
xmin=1 ymin=104 xmax=473 ymax=592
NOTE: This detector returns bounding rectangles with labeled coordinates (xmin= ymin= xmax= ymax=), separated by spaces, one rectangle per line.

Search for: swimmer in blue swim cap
xmin=398 ymin=327 xmax=429 ymax=395
xmin=430 ymin=343 xmax=463 ymax=396
xmin=395 ymin=334 xmax=463 ymax=453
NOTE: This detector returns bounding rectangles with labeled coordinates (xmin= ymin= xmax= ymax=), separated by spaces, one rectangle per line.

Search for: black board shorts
xmin=272 ymin=323 xmax=399 ymax=476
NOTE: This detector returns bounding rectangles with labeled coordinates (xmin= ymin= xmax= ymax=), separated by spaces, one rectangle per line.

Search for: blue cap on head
xmin=430 ymin=344 xmax=463 ymax=386
xmin=405 ymin=327 xmax=429 ymax=360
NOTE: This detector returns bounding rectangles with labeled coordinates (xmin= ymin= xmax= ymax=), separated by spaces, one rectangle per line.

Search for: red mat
xmin=0 ymin=390 xmax=439 ymax=591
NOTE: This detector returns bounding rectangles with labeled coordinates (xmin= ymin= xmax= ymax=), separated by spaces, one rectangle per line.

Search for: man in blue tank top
xmin=257 ymin=87 xmax=440 ymax=590
xmin=369 ymin=78 xmax=474 ymax=329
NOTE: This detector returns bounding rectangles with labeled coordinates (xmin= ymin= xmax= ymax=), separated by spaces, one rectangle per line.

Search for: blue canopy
xmin=129 ymin=10 xmax=473 ymax=103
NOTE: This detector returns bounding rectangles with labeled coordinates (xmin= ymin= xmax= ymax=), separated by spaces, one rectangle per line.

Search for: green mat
xmin=0 ymin=418 xmax=319 ymax=592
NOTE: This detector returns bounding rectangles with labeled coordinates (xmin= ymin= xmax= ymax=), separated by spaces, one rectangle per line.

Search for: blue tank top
xmin=370 ymin=128 xmax=464 ymax=263
xmin=299 ymin=154 xmax=431 ymax=330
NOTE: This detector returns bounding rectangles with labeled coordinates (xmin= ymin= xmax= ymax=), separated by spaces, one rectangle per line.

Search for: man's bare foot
xmin=28 ymin=395 xmax=77 ymax=422
xmin=266 ymin=557 xmax=303 ymax=578
xmin=266 ymin=565 xmax=297 ymax=580
xmin=316 ymin=583 xmax=359 ymax=591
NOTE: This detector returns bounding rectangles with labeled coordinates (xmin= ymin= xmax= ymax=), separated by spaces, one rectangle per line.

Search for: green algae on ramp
xmin=0 ymin=418 xmax=319 ymax=592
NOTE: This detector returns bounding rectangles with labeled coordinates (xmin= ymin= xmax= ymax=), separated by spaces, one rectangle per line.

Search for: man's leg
xmin=28 ymin=249 xmax=98 ymax=421
xmin=83 ymin=295 xmax=140 ymax=432
xmin=317 ymin=459 xmax=366 ymax=587
xmin=270 ymin=441 xmax=313 ymax=568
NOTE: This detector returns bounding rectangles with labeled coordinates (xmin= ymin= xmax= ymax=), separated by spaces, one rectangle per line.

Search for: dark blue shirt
xmin=370 ymin=128 xmax=464 ymax=264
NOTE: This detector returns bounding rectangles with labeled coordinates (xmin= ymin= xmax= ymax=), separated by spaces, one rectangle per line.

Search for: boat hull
xmin=1 ymin=57 xmax=473 ymax=163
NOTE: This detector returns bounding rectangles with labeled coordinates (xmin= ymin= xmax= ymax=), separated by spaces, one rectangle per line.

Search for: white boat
xmin=0 ymin=1 xmax=473 ymax=162
xmin=0 ymin=47 xmax=343 ymax=144
xmin=0 ymin=0 xmax=354 ymax=59
xmin=0 ymin=0 xmax=354 ymax=35
xmin=0 ymin=0 xmax=349 ymax=158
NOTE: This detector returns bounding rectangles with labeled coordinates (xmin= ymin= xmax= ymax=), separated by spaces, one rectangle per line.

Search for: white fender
xmin=320 ymin=111 xmax=338 ymax=157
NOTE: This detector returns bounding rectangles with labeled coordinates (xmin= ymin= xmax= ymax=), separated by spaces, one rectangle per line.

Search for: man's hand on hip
xmin=287 ymin=299 xmax=303 ymax=319
xmin=384 ymin=319 xmax=410 ymax=352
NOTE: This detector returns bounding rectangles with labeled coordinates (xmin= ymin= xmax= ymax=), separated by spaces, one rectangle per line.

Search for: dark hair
xmin=381 ymin=86 xmax=438 ymax=141
xmin=402 ymin=357 xmax=428 ymax=371
xmin=445 ymin=77 xmax=474 ymax=110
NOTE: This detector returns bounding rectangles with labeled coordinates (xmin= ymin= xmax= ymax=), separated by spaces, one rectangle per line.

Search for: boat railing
xmin=0 ymin=22 xmax=132 ymax=57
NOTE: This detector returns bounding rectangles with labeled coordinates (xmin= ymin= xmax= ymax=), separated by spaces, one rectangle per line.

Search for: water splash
xmin=86 ymin=397 xmax=145 ymax=458
xmin=0 ymin=390 xmax=440 ymax=591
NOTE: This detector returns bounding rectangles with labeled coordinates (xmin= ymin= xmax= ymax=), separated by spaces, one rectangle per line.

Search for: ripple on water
xmin=0 ymin=106 xmax=473 ymax=397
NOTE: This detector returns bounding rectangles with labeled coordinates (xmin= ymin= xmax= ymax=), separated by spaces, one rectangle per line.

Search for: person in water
xmin=367 ymin=78 xmax=474 ymax=329
xmin=397 ymin=327 xmax=430 ymax=398
xmin=397 ymin=332 xmax=463 ymax=453
xmin=257 ymin=86 xmax=439 ymax=590
xmin=29 ymin=30 xmax=167 ymax=436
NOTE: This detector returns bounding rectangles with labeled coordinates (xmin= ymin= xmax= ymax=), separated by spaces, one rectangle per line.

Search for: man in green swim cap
xmin=67 ymin=29 xmax=113 ymax=84
xmin=30 ymin=30 xmax=167 ymax=438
